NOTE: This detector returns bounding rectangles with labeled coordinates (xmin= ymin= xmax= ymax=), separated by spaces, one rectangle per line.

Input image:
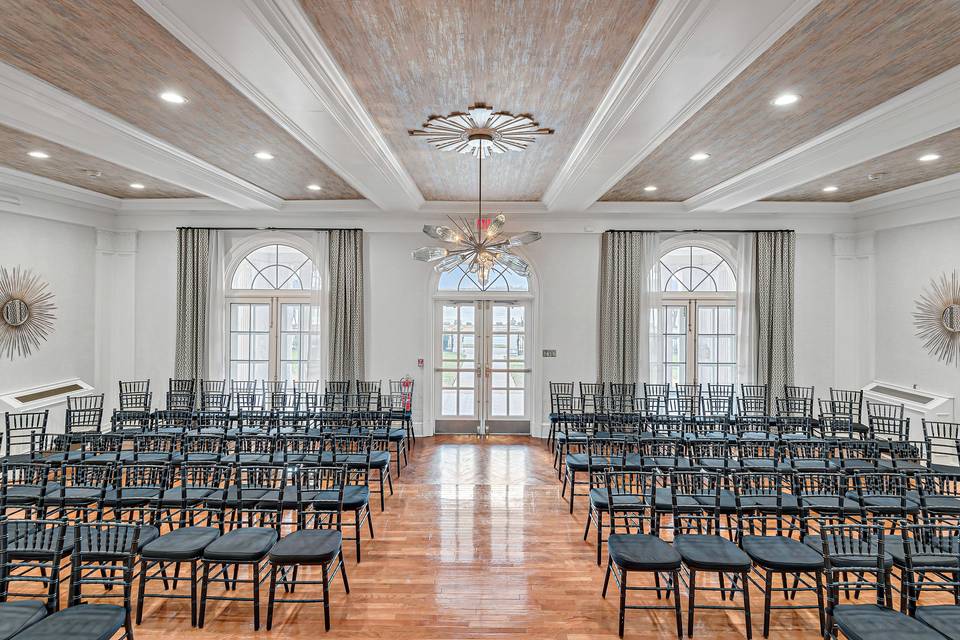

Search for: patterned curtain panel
xmin=174 ymin=228 xmax=210 ymax=380
xmin=328 ymin=229 xmax=365 ymax=384
xmin=755 ymin=230 xmax=795 ymax=404
xmin=598 ymin=231 xmax=656 ymax=384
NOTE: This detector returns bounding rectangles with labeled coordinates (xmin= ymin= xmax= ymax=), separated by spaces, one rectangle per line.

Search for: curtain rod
xmin=604 ymin=229 xmax=795 ymax=233
xmin=176 ymin=226 xmax=362 ymax=231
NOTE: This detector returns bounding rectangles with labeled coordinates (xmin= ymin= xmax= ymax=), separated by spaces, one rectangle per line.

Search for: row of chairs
xmin=591 ymin=468 xmax=960 ymax=639
xmin=0 ymin=460 xmax=358 ymax=632
xmin=118 ymin=378 xmax=412 ymax=413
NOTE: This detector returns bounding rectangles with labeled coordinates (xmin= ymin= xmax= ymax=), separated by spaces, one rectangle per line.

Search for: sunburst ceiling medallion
xmin=408 ymin=103 xmax=554 ymax=158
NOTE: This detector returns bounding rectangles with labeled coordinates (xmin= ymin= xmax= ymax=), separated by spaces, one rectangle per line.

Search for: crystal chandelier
xmin=411 ymin=108 xmax=545 ymax=288
xmin=408 ymin=103 xmax=553 ymax=159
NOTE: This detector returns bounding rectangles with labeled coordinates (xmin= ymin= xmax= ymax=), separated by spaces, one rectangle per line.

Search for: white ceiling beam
xmin=542 ymin=0 xmax=820 ymax=212
xmin=0 ymin=62 xmax=281 ymax=211
xmin=685 ymin=65 xmax=960 ymax=212
xmin=136 ymin=0 xmax=424 ymax=212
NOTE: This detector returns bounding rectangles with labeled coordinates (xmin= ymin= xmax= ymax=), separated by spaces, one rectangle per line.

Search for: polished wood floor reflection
xmin=130 ymin=436 xmax=844 ymax=638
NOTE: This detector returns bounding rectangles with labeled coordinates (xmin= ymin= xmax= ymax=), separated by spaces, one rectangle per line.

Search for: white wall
xmin=134 ymin=231 xmax=177 ymax=390
xmin=795 ymin=233 xmax=836 ymax=396
xmin=874 ymin=216 xmax=960 ymax=397
xmin=0 ymin=210 xmax=96 ymax=428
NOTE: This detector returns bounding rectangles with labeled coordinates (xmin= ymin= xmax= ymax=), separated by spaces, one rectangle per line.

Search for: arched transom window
xmin=231 ymin=244 xmax=317 ymax=290
xmin=227 ymin=243 xmax=318 ymax=382
xmin=652 ymin=244 xmax=737 ymax=387
xmin=438 ymin=263 xmax=529 ymax=292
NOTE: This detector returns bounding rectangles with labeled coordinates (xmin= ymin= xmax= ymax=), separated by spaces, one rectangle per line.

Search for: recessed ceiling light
xmin=129 ymin=183 xmax=145 ymax=190
xmin=27 ymin=150 xmax=49 ymax=159
xmin=254 ymin=151 xmax=274 ymax=160
xmin=160 ymin=91 xmax=187 ymax=104
xmin=771 ymin=93 xmax=800 ymax=106
xmin=918 ymin=153 xmax=941 ymax=162
xmin=643 ymin=185 xmax=657 ymax=192
xmin=822 ymin=186 xmax=839 ymax=192
xmin=689 ymin=152 xmax=710 ymax=161
xmin=307 ymin=184 xmax=322 ymax=191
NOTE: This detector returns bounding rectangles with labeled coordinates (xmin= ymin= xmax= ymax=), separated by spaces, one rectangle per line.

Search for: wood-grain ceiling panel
xmin=300 ymin=0 xmax=655 ymax=201
xmin=764 ymin=127 xmax=960 ymax=201
xmin=601 ymin=0 xmax=960 ymax=202
xmin=0 ymin=123 xmax=197 ymax=198
xmin=0 ymin=0 xmax=361 ymax=200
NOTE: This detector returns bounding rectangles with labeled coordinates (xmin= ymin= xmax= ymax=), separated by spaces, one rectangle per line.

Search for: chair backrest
xmin=687 ymin=440 xmax=734 ymax=470
xmin=922 ymin=419 xmax=960 ymax=470
xmin=707 ymin=383 xmax=734 ymax=400
xmin=793 ymin=471 xmax=849 ymax=530
xmin=853 ymin=471 xmax=913 ymax=521
xmin=916 ymin=472 xmax=960 ymax=519
xmin=182 ymin=433 xmax=226 ymax=460
xmin=294 ymin=465 xmax=344 ymax=532
xmin=4 ymin=410 xmax=48 ymax=457
xmin=279 ymin=434 xmax=325 ymax=465
xmin=168 ymin=378 xmax=196 ymax=395
xmin=738 ymin=396 xmax=769 ymax=417
xmin=326 ymin=380 xmax=350 ymax=395
xmin=886 ymin=440 xmax=929 ymax=470
xmin=201 ymin=379 xmax=225 ymax=395
xmin=69 ymin=521 xmax=141 ymax=612
xmin=109 ymin=464 xmax=169 ymax=524
xmin=233 ymin=465 xmax=285 ymax=528
xmin=356 ymin=380 xmax=381 ymax=393
xmin=604 ymin=470 xmax=657 ymax=535
xmin=0 ymin=461 xmax=50 ymax=513
xmin=166 ymin=390 xmax=195 ymax=411
xmin=900 ymin=522 xmax=960 ymax=613
xmin=132 ymin=434 xmax=178 ymax=462
xmin=701 ymin=395 xmax=732 ymax=418
xmin=777 ymin=414 xmax=812 ymax=438
xmin=200 ymin=392 xmax=230 ymax=411
xmin=643 ymin=383 xmax=670 ymax=401
xmin=837 ymin=439 xmax=879 ymax=471
xmin=67 ymin=394 xmax=104 ymax=411
xmin=784 ymin=385 xmax=814 ymax=400
xmin=676 ymin=383 xmax=701 ymax=400
xmin=818 ymin=399 xmax=856 ymax=438
xmin=332 ymin=434 xmax=373 ymax=484
xmin=670 ymin=470 xmax=724 ymax=535
xmin=47 ymin=463 xmax=113 ymax=519
xmin=66 ymin=396 xmax=104 ymax=435
xmin=162 ymin=463 xmax=228 ymax=530
xmin=118 ymin=391 xmax=152 ymax=411
xmin=119 ymin=379 xmax=150 ymax=396
xmin=733 ymin=471 xmax=798 ymax=535
xmin=819 ymin=523 xmax=889 ymax=610
xmin=740 ymin=384 xmax=767 ymax=400
xmin=867 ymin=402 xmax=908 ymax=442
xmin=1 ymin=518 xmax=69 ymax=610
xmin=775 ymin=396 xmax=812 ymax=418
xmin=111 ymin=409 xmax=152 ymax=435
xmin=830 ymin=388 xmax=863 ymax=422
xmin=152 ymin=409 xmax=194 ymax=431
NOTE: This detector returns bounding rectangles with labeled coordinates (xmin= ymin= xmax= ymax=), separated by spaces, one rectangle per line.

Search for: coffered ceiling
xmin=0 ymin=0 xmax=360 ymax=201
xmin=601 ymin=0 xmax=960 ymax=202
xmin=0 ymin=123 xmax=196 ymax=198
xmin=300 ymin=0 xmax=655 ymax=201
xmin=0 ymin=0 xmax=959 ymax=214
xmin=765 ymin=127 xmax=960 ymax=202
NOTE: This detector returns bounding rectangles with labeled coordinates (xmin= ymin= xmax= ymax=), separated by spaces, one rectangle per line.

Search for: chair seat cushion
xmin=833 ymin=604 xmax=947 ymax=640
xmin=921 ymin=495 xmax=960 ymax=514
xmin=588 ymin=488 xmax=645 ymax=511
xmin=202 ymin=527 xmax=278 ymax=562
xmin=642 ymin=457 xmax=690 ymax=470
xmin=269 ymin=529 xmax=342 ymax=565
xmin=608 ymin=533 xmax=682 ymax=571
xmin=315 ymin=485 xmax=369 ymax=511
xmin=370 ymin=450 xmax=391 ymax=468
xmin=694 ymin=457 xmax=740 ymax=472
xmin=740 ymin=494 xmax=800 ymax=514
xmin=140 ymin=526 xmax=220 ymax=560
xmin=740 ymin=458 xmax=777 ymax=472
xmin=799 ymin=495 xmax=861 ymax=515
xmin=0 ymin=600 xmax=47 ymax=640
xmin=741 ymin=535 xmax=823 ymax=571
xmin=159 ymin=487 xmax=221 ymax=507
xmin=45 ymin=487 xmax=104 ymax=505
xmin=915 ymin=605 xmax=960 ymax=640
xmin=673 ymin=534 xmax=752 ymax=571
xmin=886 ymin=535 xmax=959 ymax=568
xmin=781 ymin=460 xmax=837 ymax=473
xmin=6 ymin=523 xmax=75 ymax=559
xmin=11 ymin=604 xmax=125 ymax=640
xmin=1 ymin=485 xmax=46 ymax=505
xmin=101 ymin=487 xmax=162 ymax=506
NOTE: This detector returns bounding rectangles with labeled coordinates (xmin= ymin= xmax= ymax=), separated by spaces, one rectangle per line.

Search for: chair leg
xmin=378 ymin=472 xmax=386 ymax=511
xmin=673 ymin=570 xmax=683 ymax=639
xmin=252 ymin=562 xmax=261 ymax=631
xmin=815 ymin=571 xmax=826 ymax=637
xmin=596 ymin=509 xmax=603 ymax=566
xmin=322 ymin=562 xmax=331 ymax=631
xmin=339 ymin=551 xmax=350 ymax=594
xmin=266 ymin=564 xmax=277 ymax=631
xmin=602 ymin=560 xmax=612 ymax=598
xmin=354 ymin=515 xmax=362 ymax=563
xmin=135 ymin=559 xmax=147 ymax=625
xmin=190 ymin=560 xmax=198 ymax=628
xmin=198 ymin=562 xmax=210 ymax=629
xmin=687 ymin=569 xmax=696 ymax=638
xmin=742 ymin=571 xmax=753 ymax=640
xmin=763 ymin=570 xmax=772 ymax=638
xmin=583 ymin=509 xmax=592 ymax=540
xmin=619 ymin=568 xmax=627 ymax=638
xmin=569 ymin=473 xmax=576 ymax=513
xmin=367 ymin=506 xmax=375 ymax=538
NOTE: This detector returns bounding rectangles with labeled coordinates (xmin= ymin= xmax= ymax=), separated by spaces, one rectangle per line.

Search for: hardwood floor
xmin=126 ymin=436 xmax=889 ymax=638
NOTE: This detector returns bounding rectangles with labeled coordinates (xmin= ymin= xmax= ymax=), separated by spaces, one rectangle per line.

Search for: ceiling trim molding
xmin=134 ymin=0 xmax=421 ymax=211
xmin=685 ymin=65 xmax=960 ymax=213
xmin=542 ymin=0 xmax=820 ymax=212
xmin=0 ymin=62 xmax=283 ymax=211
xmin=852 ymin=172 xmax=960 ymax=218
xmin=0 ymin=165 xmax=119 ymax=212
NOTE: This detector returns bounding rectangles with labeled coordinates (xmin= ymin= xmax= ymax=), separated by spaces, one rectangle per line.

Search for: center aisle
xmin=137 ymin=436 xmax=816 ymax=639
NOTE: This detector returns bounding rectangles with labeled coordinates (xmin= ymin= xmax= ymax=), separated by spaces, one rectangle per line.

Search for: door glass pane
xmin=460 ymin=371 xmax=475 ymax=388
xmin=231 ymin=304 xmax=249 ymax=331
xmin=666 ymin=306 xmax=686 ymax=333
xmin=492 ymin=306 xmax=508 ymax=330
xmin=510 ymin=306 xmax=525 ymax=330
xmin=281 ymin=304 xmax=300 ymax=331
xmin=509 ymin=372 xmax=525 ymax=388
xmin=718 ymin=336 xmax=735 ymax=363
xmin=442 ymin=305 xmax=457 ymax=331
xmin=460 ymin=335 xmax=475 ymax=360
xmin=666 ymin=336 xmax=685 ymax=363
xmin=697 ymin=336 xmax=717 ymax=363
xmin=441 ymin=372 xmax=457 ymax=387
xmin=509 ymin=390 xmax=524 ymax=415
xmin=491 ymin=371 xmax=507 ymax=388
xmin=718 ymin=307 xmax=735 ymax=333
xmin=491 ymin=390 xmax=507 ymax=416
xmin=460 ymin=305 xmax=475 ymax=331
xmin=441 ymin=390 xmax=457 ymax=416
xmin=252 ymin=334 xmax=269 ymax=360
xmin=698 ymin=306 xmax=716 ymax=333
xmin=492 ymin=335 xmax=508 ymax=361
xmin=252 ymin=304 xmax=270 ymax=331
xmin=459 ymin=390 xmax=474 ymax=416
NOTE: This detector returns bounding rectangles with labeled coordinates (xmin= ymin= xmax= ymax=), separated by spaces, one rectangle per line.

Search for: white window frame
xmin=224 ymin=239 xmax=319 ymax=383
xmin=652 ymin=243 xmax=738 ymax=387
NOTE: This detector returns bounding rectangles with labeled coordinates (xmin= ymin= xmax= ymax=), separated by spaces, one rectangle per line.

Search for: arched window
xmin=226 ymin=243 xmax=318 ymax=382
xmin=651 ymin=245 xmax=737 ymax=387
xmin=437 ymin=263 xmax=529 ymax=292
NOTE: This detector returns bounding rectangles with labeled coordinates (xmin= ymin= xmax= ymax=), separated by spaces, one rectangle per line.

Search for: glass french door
xmin=655 ymin=299 xmax=736 ymax=386
xmin=436 ymin=300 xmax=531 ymax=434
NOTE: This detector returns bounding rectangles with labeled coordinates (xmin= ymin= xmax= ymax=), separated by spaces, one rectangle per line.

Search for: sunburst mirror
xmin=914 ymin=270 xmax=960 ymax=366
xmin=0 ymin=266 xmax=56 ymax=360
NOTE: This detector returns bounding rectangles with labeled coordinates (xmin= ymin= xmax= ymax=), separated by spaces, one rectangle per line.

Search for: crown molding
xmin=0 ymin=62 xmax=282 ymax=211
xmin=135 ymin=0 xmax=423 ymax=212
xmin=851 ymin=172 xmax=960 ymax=217
xmin=0 ymin=165 xmax=119 ymax=212
xmin=542 ymin=0 xmax=819 ymax=212
xmin=685 ymin=65 xmax=960 ymax=213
